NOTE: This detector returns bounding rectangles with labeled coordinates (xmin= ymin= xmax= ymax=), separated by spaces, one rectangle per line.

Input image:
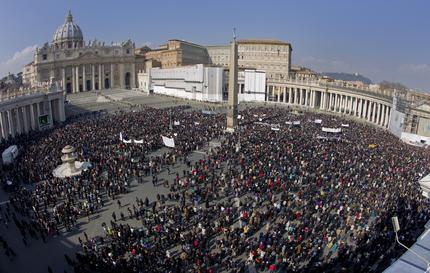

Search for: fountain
xmin=53 ymin=145 xmax=91 ymax=178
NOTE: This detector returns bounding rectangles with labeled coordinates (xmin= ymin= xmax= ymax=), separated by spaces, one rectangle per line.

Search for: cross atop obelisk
xmin=226 ymin=28 xmax=238 ymax=132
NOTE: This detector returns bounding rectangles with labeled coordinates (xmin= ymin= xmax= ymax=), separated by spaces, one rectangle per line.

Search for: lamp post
xmin=391 ymin=216 xmax=430 ymax=272
xmin=169 ymin=109 xmax=172 ymax=130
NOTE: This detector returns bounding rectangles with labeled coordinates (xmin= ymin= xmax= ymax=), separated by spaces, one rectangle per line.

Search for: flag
xmin=162 ymin=136 xmax=175 ymax=148
xmin=119 ymin=132 xmax=123 ymax=141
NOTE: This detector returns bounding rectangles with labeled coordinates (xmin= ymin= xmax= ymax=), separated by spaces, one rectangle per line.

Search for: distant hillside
xmin=320 ymin=72 xmax=373 ymax=85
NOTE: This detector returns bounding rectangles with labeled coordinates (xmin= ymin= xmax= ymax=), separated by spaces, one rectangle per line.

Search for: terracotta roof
xmin=237 ymin=39 xmax=291 ymax=46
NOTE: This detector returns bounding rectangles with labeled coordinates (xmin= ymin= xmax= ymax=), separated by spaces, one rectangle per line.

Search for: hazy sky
xmin=0 ymin=0 xmax=429 ymax=90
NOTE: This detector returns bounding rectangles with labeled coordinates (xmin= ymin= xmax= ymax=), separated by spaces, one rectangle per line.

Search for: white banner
xmin=194 ymin=122 xmax=200 ymax=125
xmin=133 ymin=139 xmax=144 ymax=144
xmin=122 ymin=139 xmax=132 ymax=144
xmin=341 ymin=124 xmax=350 ymax=128
xmin=119 ymin=132 xmax=123 ymax=141
xmin=314 ymin=119 xmax=322 ymax=124
xmin=174 ymin=121 xmax=180 ymax=126
xmin=162 ymin=136 xmax=175 ymax=148
xmin=271 ymin=127 xmax=280 ymax=131
xmin=322 ymin=127 xmax=342 ymax=133
xmin=293 ymin=121 xmax=301 ymax=126
xmin=285 ymin=121 xmax=292 ymax=125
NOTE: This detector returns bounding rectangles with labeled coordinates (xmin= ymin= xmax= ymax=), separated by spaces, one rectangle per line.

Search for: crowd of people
xmin=1 ymin=104 xmax=430 ymax=272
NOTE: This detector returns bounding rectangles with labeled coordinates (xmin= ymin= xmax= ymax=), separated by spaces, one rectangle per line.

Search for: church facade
xmin=23 ymin=11 xmax=138 ymax=93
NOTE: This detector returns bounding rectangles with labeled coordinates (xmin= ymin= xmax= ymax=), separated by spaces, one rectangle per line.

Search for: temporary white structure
xmin=2 ymin=145 xmax=18 ymax=165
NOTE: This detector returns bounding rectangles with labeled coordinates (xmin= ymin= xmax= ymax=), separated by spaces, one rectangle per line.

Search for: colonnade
xmin=0 ymin=92 xmax=65 ymax=140
xmin=266 ymin=84 xmax=392 ymax=128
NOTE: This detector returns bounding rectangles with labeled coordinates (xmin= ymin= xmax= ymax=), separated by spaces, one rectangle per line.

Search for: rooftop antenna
xmin=233 ymin=27 xmax=237 ymax=42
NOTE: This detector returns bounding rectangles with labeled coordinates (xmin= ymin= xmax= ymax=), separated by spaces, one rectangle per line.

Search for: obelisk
xmin=226 ymin=30 xmax=238 ymax=132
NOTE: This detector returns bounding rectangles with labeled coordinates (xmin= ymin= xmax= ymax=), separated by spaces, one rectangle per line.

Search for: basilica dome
xmin=52 ymin=10 xmax=84 ymax=49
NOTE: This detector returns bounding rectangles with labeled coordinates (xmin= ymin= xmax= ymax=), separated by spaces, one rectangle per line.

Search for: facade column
xmin=111 ymin=63 xmax=115 ymax=89
xmin=92 ymin=64 xmax=96 ymax=90
xmin=277 ymin=87 xmax=281 ymax=102
xmin=71 ymin=67 xmax=76 ymax=93
xmin=62 ymin=67 xmax=66 ymax=91
xmin=82 ymin=64 xmax=87 ymax=91
xmin=48 ymin=100 xmax=53 ymax=125
xmin=102 ymin=64 xmax=105 ymax=89
xmin=131 ymin=62 xmax=136 ymax=89
xmin=74 ymin=66 xmax=78 ymax=93
xmin=372 ymin=102 xmax=377 ymax=123
xmin=119 ymin=63 xmax=125 ymax=89
xmin=98 ymin=64 xmax=102 ymax=90
xmin=59 ymin=99 xmax=66 ymax=122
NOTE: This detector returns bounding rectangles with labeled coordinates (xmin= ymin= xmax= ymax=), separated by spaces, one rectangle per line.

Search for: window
xmin=42 ymin=54 xmax=47 ymax=60
xmin=126 ymin=49 xmax=130 ymax=54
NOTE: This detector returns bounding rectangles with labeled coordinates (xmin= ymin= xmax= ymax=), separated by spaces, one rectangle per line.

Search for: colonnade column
xmin=278 ymin=86 xmax=281 ymax=102
xmin=283 ymin=87 xmax=287 ymax=103
xmin=22 ymin=107 xmax=29 ymax=133
xmin=385 ymin=106 xmax=390 ymax=127
xmin=357 ymin=99 xmax=362 ymax=118
xmin=320 ymin=92 xmax=325 ymax=110
xmin=364 ymin=100 xmax=368 ymax=120
xmin=304 ymin=89 xmax=309 ymax=106
xmin=7 ymin=110 xmax=14 ymax=137
xmin=310 ymin=90 xmax=314 ymax=108
xmin=0 ymin=112 xmax=8 ymax=139
xmin=30 ymin=104 xmax=36 ymax=130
